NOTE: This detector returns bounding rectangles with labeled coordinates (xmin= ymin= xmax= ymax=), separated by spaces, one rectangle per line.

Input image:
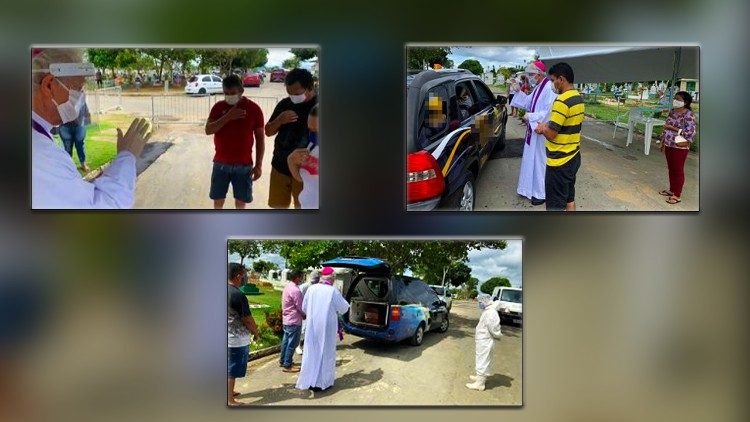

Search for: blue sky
xmin=228 ymin=240 xmax=523 ymax=288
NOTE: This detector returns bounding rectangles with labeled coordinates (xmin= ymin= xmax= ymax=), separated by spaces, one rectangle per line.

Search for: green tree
xmin=196 ymin=49 xmax=242 ymax=76
xmin=407 ymin=47 xmax=452 ymax=70
xmin=491 ymin=65 xmax=497 ymax=78
xmin=412 ymin=241 xmax=506 ymax=284
xmin=282 ymin=56 xmax=301 ymax=69
xmin=445 ymin=262 xmax=472 ymax=287
xmin=252 ymin=259 xmax=278 ymax=275
xmin=499 ymin=67 xmax=514 ymax=80
xmin=290 ymin=48 xmax=318 ymax=61
xmin=86 ymin=48 xmax=121 ymax=78
xmin=228 ymin=240 xmax=262 ymax=266
xmin=479 ymin=276 xmax=512 ymax=295
xmin=261 ymin=240 xmax=506 ymax=277
xmin=232 ymin=49 xmax=268 ymax=71
xmin=458 ymin=59 xmax=484 ymax=76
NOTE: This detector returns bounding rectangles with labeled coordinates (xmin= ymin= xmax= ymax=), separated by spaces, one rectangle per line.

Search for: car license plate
xmin=513 ymin=318 xmax=522 ymax=324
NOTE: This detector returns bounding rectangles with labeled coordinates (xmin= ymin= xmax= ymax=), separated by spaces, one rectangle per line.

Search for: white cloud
xmin=468 ymin=240 xmax=523 ymax=288
xmin=447 ymin=46 xmax=619 ymax=71
xmin=450 ymin=46 xmax=538 ymax=70
xmin=228 ymin=252 xmax=285 ymax=269
xmin=266 ymin=48 xmax=294 ymax=68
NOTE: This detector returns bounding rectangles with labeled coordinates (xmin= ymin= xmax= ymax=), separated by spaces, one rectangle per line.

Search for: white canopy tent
xmin=538 ymin=46 xmax=699 ymax=84
xmin=538 ymin=46 xmax=700 ymax=155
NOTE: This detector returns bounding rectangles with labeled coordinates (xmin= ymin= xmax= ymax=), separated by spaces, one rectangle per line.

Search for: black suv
xmin=406 ymin=69 xmax=508 ymax=211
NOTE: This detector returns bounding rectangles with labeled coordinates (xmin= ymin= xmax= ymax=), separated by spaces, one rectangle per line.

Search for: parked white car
xmin=185 ymin=74 xmax=223 ymax=95
xmin=429 ymin=285 xmax=453 ymax=311
xmin=491 ymin=286 xmax=522 ymax=325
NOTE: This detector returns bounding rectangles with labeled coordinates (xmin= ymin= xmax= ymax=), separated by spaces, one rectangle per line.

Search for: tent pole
xmin=667 ymin=47 xmax=682 ymax=112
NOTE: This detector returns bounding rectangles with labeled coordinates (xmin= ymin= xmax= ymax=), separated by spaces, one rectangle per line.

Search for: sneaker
xmin=282 ymin=366 xmax=300 ymax=373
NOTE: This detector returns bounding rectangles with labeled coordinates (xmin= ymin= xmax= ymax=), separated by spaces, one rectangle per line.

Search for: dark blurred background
xmin=1 ymin=0 xmax=748 ymax=420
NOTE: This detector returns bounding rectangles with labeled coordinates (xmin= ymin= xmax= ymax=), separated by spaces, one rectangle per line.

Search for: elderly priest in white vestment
xmin=295 ymin=267 xmax=350 ymax=391
xmin=509 ymin=60 xmax=557 ymax=206
xmin=31 ymin=48 xmax=152 ymax=209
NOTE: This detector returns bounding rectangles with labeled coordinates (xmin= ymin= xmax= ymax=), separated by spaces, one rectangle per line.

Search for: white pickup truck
xmin=491 ymin=286 xmax=522 ymax=326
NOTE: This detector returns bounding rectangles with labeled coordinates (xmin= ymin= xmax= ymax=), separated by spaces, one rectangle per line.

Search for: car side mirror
xmin=496 ymin=95 xmax=508 ymax=105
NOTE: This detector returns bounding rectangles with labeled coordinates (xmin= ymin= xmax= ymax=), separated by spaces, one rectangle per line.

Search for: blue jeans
xmin=279 ymin=324 xmax=302 ymax=368
xmin=58 ymin=123 xmax=87 ymax=164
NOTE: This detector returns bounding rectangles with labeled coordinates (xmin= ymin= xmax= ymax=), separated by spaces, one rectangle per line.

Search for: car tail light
xmin=407 ymin=151 xmax=445 ymax=203
xmin=390 ymin=306 xmax=401 ymax=321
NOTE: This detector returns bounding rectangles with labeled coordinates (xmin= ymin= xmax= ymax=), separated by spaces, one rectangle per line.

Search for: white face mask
xmin=528 ymin=75 xmax=539 ymax=87
xmin=225 ymin=94 xmax=240 ymax=105
xmin=289 ymin=92 xmax=307 ymax=104
xmin=673 ymin=100 xmax=685 ymax=108
xmin=52 ymin=78 xmax=85 ymax=124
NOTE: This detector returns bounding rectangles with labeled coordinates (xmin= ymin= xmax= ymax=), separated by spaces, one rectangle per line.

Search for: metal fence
xmin=150 ymin=95 xmax=279 ymax=126
xmin=90 ymin=86 xmax=122 ymax=115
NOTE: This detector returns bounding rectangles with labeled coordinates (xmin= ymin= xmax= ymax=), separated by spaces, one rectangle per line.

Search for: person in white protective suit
xmin=31 ymin=48 xmax=153 ymax=209
xmin=466 ymin=295 xmax=505 ymax=391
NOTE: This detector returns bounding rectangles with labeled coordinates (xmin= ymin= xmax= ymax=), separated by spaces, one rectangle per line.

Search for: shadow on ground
xmin=485 ymin=373 xmax=515 ymax=390
xmin=239 ymin=368 xmax=384 ymax=405
xmin=135 ymin=141 xmax=172 ymax=175
xmin=338 ymin=311 xmax=475 ymax=362
xmin=491 ymin=138 xmax=524 ymax=160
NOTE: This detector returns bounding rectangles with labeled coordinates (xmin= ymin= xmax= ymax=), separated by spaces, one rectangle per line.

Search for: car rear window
xmin=188 ymin=76 xmax=197 ymax=83
xmin=351 ymin=277 xmax=389 ymax=301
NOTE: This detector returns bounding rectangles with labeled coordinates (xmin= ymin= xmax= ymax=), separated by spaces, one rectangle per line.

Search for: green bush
xmin=251 ymin=325 xmax=282 ymax=351
xmin=264 ymin=309 xmax=283 ymax=335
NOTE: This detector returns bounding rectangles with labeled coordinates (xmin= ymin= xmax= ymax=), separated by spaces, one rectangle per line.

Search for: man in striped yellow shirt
xmin=535 ymin=62 xmax=584 ymax=211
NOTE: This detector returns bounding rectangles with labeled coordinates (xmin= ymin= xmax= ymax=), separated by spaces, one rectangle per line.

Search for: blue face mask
xmin=308 ymin=131 xmax=318 ymax=150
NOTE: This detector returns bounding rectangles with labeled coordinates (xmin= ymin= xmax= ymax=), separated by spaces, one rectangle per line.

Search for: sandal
xmin=666 ymin=197 xmax=681 ymax=204
xmin=659 ymin=190 xmax=673 ymax=197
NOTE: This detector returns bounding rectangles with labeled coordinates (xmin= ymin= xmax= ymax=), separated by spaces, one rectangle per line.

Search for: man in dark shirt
xmin=265 ymin=68 xmax=317 ymax=209
xmin=227 ymin=263 xmax=260 ymax=406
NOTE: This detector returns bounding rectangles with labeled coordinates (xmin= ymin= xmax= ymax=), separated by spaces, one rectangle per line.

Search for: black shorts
xmin=508 ymin=94 xmax=515 ymax=104
xmin=545 ymin=153 xmax=581 ymax=211
xmin=210 ymin=162 xmax=253 ymax=203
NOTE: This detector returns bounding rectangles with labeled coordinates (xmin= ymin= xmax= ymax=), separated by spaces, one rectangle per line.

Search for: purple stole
xmin=525 ymin=78 xmax=550 ymax=145
xmin=32 ymin=119 xmax=53 ymax=141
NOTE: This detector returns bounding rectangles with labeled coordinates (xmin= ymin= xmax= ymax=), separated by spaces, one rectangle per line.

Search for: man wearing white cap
xmin=509 ymin=60 xmax=557 ymax=206
xmin=31 ymin=48 xmax=152 ymax=208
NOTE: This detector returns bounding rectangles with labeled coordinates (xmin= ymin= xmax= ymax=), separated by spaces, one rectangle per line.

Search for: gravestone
xmin=240 ymin=283 xmax=262 ymax=295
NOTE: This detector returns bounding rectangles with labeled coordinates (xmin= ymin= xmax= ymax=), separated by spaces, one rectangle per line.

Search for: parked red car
xmin=242 ymin=72 xmax=262 ymax=87
xmin=270 ymin=69 xmax=287 ymax=82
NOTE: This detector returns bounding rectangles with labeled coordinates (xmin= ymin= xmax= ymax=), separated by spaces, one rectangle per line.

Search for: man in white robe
xmin=31 ymin=48 xmax=152 ymax=209
xmin=466 ymin=296 xmax=504 ymax=391
xmin=295 ymin=267 xmax=350 ymax=391
xmin=509 ymin=60 xmax=557 ymax=205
